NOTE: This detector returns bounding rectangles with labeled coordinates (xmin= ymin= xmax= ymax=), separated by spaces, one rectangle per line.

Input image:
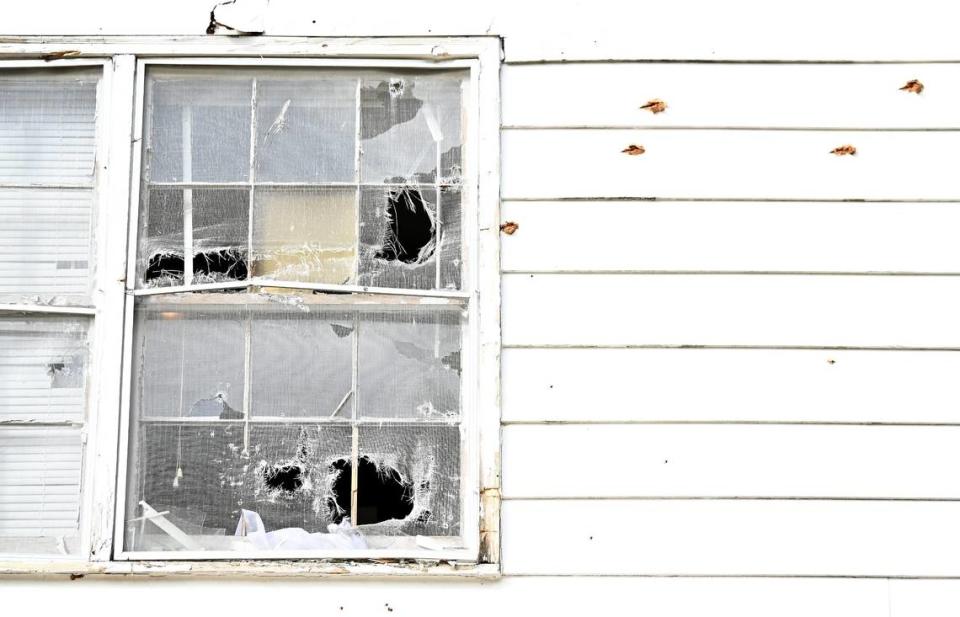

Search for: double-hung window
xmin=0 ymin=39 xmax=500 ymax=573
xmin=0 ymin=65 xmax=103 ymax=557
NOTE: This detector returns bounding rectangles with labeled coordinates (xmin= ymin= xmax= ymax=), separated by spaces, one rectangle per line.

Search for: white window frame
xmin=0 ymin=36 xmax=501 ymax=578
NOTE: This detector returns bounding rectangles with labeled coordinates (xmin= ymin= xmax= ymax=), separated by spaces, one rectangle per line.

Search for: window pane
xmin=360 ymin=73 xmax=463 ymax=184
xmin=145 ymin=73 xmax=251 ymax=183
xmin=0 ymin=427 xmax=83 ymax=556
xmin=0 ymin=188 xmax=94 ymax=305
xmin=438 ymin=187 xmax=463 ymax=290
xmin=0 ymin=316 xmax=89 ymax=423
xmin=133 ymin=305 xmax=246 ymax=419
xmin=255 ymin=77 xmax=355 ymax=183
xmin=251 ymin=188 xmax=357 ymax=284
xmin=250 ymin=309 xmax=353 ymax=418
xmin=357 ymin=308 xmax=462 ymax=420
xmin=357 ymin=424 xmax=460 ymax=536
xmin=0 ymin=69 xmax=98 ymax=184
xmin=358 ymin=186 xmax=438 ymax=290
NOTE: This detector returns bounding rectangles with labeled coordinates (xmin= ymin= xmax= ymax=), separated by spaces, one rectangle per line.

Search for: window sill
xmin=0 ymin=558 xmax=501 ymax=579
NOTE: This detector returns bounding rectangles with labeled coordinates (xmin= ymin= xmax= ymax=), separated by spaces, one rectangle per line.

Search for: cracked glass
xmin=124 ymin=65 xmax=471 ymax=557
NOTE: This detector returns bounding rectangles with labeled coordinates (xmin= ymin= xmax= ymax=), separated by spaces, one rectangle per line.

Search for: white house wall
xmin=7 ymin=0 xmax=960 ymax=614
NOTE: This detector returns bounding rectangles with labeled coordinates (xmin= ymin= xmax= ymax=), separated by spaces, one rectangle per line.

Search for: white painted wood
xmin=890 ymin=580 xmax=960 ymax=616
xmin=3 ymin=0 xmax=960 ymax=63
xmin=502 ymin=63 xmax=960 ymax=128
xmin=502 ymin=274 xmax=960 ymax=348
xmin=503 ymin=424 xmax=960 ymax=499
xmin=501 ymin=130 xmax=960 ymax=200
xmin=501 ymin=201 xmax=960 ymax=274
xmin=0 ymin=577 xmax=889 ymax=617
xmin=502 ymin=499 xmax=960 ymax=576
xmin=502 ymin=348 xmax=960 ymax=424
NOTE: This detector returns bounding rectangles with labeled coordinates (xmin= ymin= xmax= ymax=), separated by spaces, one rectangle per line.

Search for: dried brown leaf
xmin=621 ymin=144 xmax=646 ymax=156
xmin=640 ymin=99 xmax=668 ymax=114
xmin=830 ymin=145 xmax=857 ymax=156
xmin=900 ymin=79 xmax=924 ymax=94
xmin=499 ymin=221 xmax=519 ymax=235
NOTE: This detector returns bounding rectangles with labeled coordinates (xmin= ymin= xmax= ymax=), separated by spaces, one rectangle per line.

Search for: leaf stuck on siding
xmin=640 ymin=99 xmax=667 ymax=114
xmin=830 ymin=145 xmax=857 ymax=156
xmin=900 ymin=79 xmax=924 ymax=94
xmin=621 ymin=144 xmax=646 ymax=156
xmin=499 ymin=221 xmax=519 ymax=235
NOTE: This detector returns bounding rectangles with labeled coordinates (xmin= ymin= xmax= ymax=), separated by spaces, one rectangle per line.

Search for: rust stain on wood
xmin=900 ymin=79 xmax=924 ymax=94
xmin=830 ymin=145 xmax=857 ymax=156
xmin=499 ymin=221 xmax=519 ymax=235
xmin=621 ymin=144 xmax=646 ymax=156
xmin=640 ymin=99 xmax=667 ymax=114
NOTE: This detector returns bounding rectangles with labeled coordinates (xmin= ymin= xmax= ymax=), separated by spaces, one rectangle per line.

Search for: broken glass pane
xmin=0 ymin=427 xmax=83 ymax=555
xmin=250 ymin=308 xmax=353 ymax=418
xmin=252 ymin=188 xmax=357 ymax=284
xmin=255 ymin=76 xmax=356 ymax=183
xmin=133 ymin=304 xmax=246 ymax=419
xmin=360 ymin=73 xmax=463 ymax=184
xmin=357 ymin=308 xmax=462 ymax=420
xmin=438 ymin=187 xmax=463 ymax=290
xmin=138 ymin=188 xmax=185 ymax=287
xmin=0 ymin=188 xmax=94 ymax=305
xmin=0 ymin=316 xmax=89 ymax=423
xmin=145 ymin=72 xmax=252 ymax=183
xmin=125 ymin=422 xmax=355 ymax=551
xmin=357 ymin=425 xmax=460 ymax=536
xmin=358 ymin=186 xmax=437 ymax=290
xmin=0 ymin=68 xmax=98 ymax=185
xmin=192 ymin=189 xmax=250 ymax=284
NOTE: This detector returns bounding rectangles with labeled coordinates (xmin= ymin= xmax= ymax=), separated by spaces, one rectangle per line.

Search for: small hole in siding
xmin=329 ymin=456 xmax=415 ymax=525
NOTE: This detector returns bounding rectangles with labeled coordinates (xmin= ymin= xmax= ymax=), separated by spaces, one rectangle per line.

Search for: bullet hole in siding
xmin=621 ymin=144 xmax=646 ymax=156
xmin=640 ymin=99 xmax=668 ymax=114
xmin=263 ymin=462 xmax=305 ymax=493
xmin=375 ymin=189 xmax=436 ymax=265
xmin=193 ymin=248 xmax=248 ymax=281
xmin=499 ymin=221 xmax=519 ymax=235
xmin=830 ymin=145 xmax=857 ymax=156
xmin=329 ymin=456 xmax=415 ymax=525
xmin=900 ymin=79 xmax=924 ymax=94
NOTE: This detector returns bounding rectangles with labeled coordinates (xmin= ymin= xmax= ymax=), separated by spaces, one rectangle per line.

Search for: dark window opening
xmin=375 ymin=189 xmax=436 ymax=265
xmin=193 ymin=248 xmax=248 ymax=281
xmin=329 ymin=456 xmax=414 ymax=525
xmin=263 ymin=463 xmax=305 ymax=493
xmin=144 ymin=253 xmax=185 ymax=283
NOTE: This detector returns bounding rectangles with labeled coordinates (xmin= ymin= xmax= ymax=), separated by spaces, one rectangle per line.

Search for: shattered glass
xmin=136 ymin=67 xmax=466 ymax=292
xmin=127 ymin=66 xmax=470 ymax=556
xmin=125 ymin=297 xmax=465 ymax=552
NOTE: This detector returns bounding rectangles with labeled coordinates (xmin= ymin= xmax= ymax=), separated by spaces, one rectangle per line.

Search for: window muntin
xmin=0 ymin=67 xmax=101 ymax=557
xmin=120 ymin=64 xmax=473 ymax=558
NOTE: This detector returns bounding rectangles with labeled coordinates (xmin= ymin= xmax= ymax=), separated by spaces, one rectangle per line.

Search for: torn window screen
xmin=125 ymin=299 xmax=465 ymax=551
xmin=126 ymin=65 xmax=470 ymax=557
xmin=135 ymin=67 xmax=466 ymax=291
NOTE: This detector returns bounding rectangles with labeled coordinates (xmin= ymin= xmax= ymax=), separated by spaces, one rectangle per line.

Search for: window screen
xmin=123 ymin=66 xmax=470 ymax=555
xmin=0 ymin=67 xmax=99 ymax=556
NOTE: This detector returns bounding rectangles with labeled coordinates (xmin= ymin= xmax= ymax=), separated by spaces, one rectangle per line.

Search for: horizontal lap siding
xmin=501 ymin=130 xmax=959 ymax=200
xmin=502 ymin=424 xmax=960 ymax=498
xmin=502 ymin=500 xmax=960 ymax=576
xmin=502 ymin=348 xmax=960 ymax=423
xmin=499 ymin=60 xmax=960 ymax=579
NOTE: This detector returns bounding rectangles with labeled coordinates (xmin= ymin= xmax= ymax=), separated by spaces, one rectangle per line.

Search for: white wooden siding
xmin=503 ymin=348 xmax=960 ymax=423
xmin=501 ymin=201 xmax=960 ymax=274
xmin=502 ymin=64 xmax=960 ymax=129
xmin=502 ymin=130 xmax=959 ymax=200
xmin=503 ymin=424 xmax=960 ymax=498
xmin=502 ymin=500 xmax=960 ymax=576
